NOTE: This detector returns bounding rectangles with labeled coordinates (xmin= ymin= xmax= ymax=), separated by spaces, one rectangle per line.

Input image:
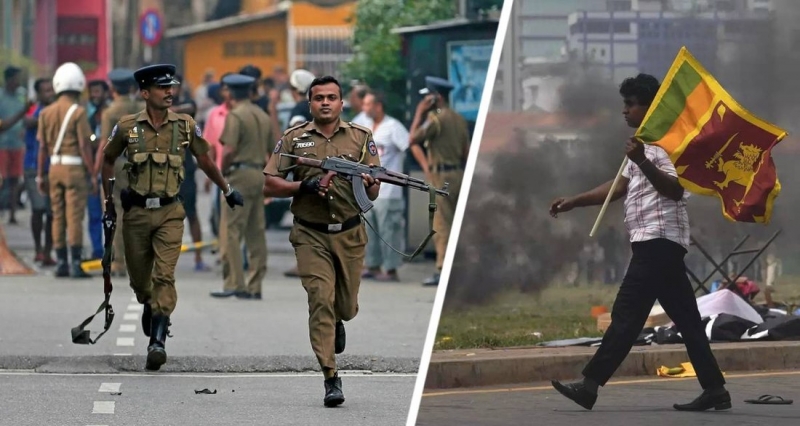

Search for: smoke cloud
xmin=444 ymin=4 xmax=798 ymax=309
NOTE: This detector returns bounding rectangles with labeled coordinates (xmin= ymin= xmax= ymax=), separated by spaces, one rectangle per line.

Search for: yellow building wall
xmin=289 ymin=2 xmax=356 ymax=26
xmin=182 ymin=17 xmax=288 ymax=90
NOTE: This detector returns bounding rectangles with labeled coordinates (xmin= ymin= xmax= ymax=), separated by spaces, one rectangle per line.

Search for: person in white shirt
xmin=548 ymin=73 xmax=728 ymax=412
xmin=361 ymin=90 xmax=409 ymax=281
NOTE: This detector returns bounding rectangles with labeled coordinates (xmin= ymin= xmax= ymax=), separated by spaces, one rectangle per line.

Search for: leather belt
xmin=296 ymin=215 xmax=361 ymax=234
xmin=50 ymin=155 xmax=83 ymax=166
xmin=430 ymin=164 xmax=462 ymax=173
xmin=129 ymin=191 xmax=179 ymax=209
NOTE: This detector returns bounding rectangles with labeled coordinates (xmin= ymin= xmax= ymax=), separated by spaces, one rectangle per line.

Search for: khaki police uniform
xmin=219 ymin=100 xmax=272 ymax=295
xmin=37 ymin=97 xmax=93 ymax=251
xmin=104 ymin=109 xmax=211 ymax=315
xmin=100 ymin=96 xmax=140 ymax=273
xmin=413 ymin=106 xmax=469 ymax=270
xmin=264 ymin=119 xmax=380 ymax=373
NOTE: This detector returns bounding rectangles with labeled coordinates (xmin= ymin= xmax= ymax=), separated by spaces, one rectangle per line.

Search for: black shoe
xmin=234 ymin=291 xmax=253 ymax=299
xmin=253 ymin=293 xmax=262 ymax=300
xmin=335 ymin=321 xmax=346 ymax=354
xmin=673 ymin=387 xmax=731 ymax=411
xmin=551 ymin=380 xmax=597 ymax=410
xmin=142 ymin=302 xmax=152 ymax=337
xmin=323 ymin=374 xmax=345 ymax=407
xmin=210 ymin=290 xmax=237 ymax=298
xmin=54 ymin=247 xmax=69 ymax=277
xmin=146 ymin=315 xmax=170 ymax=371
xmin=69 ymin=246 xmax=91 ymax=279
xmin=422 ymin=273 xmax=440 ymax=286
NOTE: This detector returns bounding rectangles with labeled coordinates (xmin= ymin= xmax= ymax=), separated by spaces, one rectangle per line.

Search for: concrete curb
xmin=424 ymin=342 xmax=800 ymax=389
xmin=0 ymin=355 xmax=421 ymax=374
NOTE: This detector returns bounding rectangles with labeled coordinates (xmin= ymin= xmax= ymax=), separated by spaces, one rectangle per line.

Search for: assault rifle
xmin=279 ymin=154 xmax=449 ymax=259
xmin=71 ymin=178 xmax=116 ymax=344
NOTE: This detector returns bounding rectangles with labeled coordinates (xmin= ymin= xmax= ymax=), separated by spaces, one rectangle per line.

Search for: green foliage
xmin=340 ymin=0 xmax=456 ymax=116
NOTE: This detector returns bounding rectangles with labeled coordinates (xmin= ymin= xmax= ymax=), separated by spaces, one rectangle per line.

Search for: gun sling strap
xmin=71 ymin=178 xmax=118 ymax=345
xmin=356 ymin=133 xmax=438 ymax=261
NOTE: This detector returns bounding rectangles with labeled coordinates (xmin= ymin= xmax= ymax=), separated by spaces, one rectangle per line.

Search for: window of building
xmin=608 ymin=0 xmax=632 ymax=11
xmin=223 ymin=40 xmax=276 ymax=57
xmin=570 ymin=20 xmax=630 ymax=35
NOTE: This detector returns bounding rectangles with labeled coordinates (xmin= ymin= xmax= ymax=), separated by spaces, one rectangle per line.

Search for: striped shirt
xmin=621 ymin=144 xmax=691 ymax=249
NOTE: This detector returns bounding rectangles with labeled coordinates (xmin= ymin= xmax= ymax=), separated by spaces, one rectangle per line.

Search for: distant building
xmin=165 ymin=0 xmax=355 ymax=90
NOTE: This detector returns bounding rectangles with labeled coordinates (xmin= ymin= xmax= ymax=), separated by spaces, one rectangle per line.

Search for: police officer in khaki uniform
xmin=263 ymin=76 xmax=381 ymax=407
xmin=101 ymin=64 xmax=244 ymax=371
xmin=210 ymin=74 xmax=271 ymax=299
xmin=36 ymin=62 xmax=96 ymax=279
xmin=94 ymin=68 xmax=140 ymax=276
xmin=409 ymin=76 xmax=469 ymax=287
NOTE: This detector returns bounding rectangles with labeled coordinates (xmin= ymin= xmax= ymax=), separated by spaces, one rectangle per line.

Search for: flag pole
xmin=590 ymin=156 xmax=628 ymax=237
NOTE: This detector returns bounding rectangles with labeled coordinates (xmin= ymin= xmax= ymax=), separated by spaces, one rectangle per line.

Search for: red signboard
xmin=56 ymin=17 xmax=99 ymax=73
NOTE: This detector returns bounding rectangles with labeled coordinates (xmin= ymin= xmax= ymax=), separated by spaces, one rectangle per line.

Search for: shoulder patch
xmin=282 ymin=121 xmax=308 ymax=136
xmin=368 ymin=139 xmax=378 ymax=156
xmin=110 ymin=124 xmax=118 ymax=139
xmin=195 ymin=123 xmax=202 ymax=137
xmin=273 ymin=139 xmax=283 ymax=154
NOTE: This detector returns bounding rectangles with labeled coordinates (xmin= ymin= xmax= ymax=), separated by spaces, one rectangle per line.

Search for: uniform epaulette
xmin=283 ymin=121 xmax=308 ymax=136
xmin=174 ymin=112 xmax=195 ymax=123
xmin=118 ymin=113 xmax=139 ymax=123
xmin=348 ymin=121 xmax=373 ymax=135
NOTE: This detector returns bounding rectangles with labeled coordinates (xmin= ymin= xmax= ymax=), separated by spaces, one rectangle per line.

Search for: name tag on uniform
xmin=328 ymin=223 xmax=342 ymax=232
xmin=295 ymin=141 xmax=315 ymax=148
xmin=128 ymin=127 xmax=139 ymax=144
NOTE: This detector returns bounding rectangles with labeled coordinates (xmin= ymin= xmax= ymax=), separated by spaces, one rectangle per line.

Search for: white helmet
xmin=52 ymin=62 xmax=86 ymax=94
xmin=290 ymin=69 xmax=315 ymax=94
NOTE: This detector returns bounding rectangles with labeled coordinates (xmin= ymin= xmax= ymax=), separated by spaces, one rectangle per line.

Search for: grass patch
xmin=435 ymin=277 xmax=800 ymax=351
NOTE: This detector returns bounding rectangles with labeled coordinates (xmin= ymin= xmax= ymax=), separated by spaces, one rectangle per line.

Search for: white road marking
xmin=130 ymin=295 xmax=137 ymax=302
xmin=126 ymin=304 xmax=143 ymax=312
xmin=98 ymin=383 xmax=121 ymax=393
xmin=92 ymin=401 xmax=115 ymax=414
xmin=123 ymin=313 xmax=139 ymax=321
xmin=112 ymin=353 xmax=132 ymax=356
xmin=119 ymin=324 xmax=136 ymax=333
xmin=115 ymin=337 xmax=135 ymax=347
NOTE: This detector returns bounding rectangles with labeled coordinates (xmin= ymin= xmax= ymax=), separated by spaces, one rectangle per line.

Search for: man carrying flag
xmin=547 ymin=46 xmax=787 ymax=411
xmin=547 ymin=72 xmax=729 ymax=412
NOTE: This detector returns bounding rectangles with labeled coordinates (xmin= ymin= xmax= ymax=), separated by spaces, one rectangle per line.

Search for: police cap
xmin=419 ymin=76 xmax=454 ymax=96
xmin=107 ymin=68 xmax=135 ymax=86
xmin=221 ymin=73 xmax=256 ymax=89
xmin=133 ymin=64 xmax=180 ymax=89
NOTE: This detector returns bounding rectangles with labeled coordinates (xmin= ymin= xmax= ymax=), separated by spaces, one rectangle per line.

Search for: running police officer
xmin=263 ymin=75 xmax=381 ymax=407
xmin=101 ymin=64 xmax=244 ymax=371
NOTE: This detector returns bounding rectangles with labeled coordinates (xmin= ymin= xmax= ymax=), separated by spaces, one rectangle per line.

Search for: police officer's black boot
xmin=323 ymin=372 xmax=345 ymax=407
xmin=141 ymin=302 xmax=152 ymax=337
xmin=145 ymin=315 xmax=170 ymax=371
xmin=54 ymin=247 xmax=69 ymax=277
xmin=335 ymin=320 xmax=346 ymax=354
xmin=69 ymin=246 xmax=91 ymax=279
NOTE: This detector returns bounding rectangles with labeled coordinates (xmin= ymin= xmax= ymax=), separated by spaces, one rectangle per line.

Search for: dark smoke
xmin=445 ymin=65 xmax=630 ymax=308
xmin=444 ymin=4 xmax=799 ymax=309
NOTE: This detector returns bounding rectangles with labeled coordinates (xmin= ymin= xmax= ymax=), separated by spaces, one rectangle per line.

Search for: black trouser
xmin=583 ymin=238 xmax=725 ymax=390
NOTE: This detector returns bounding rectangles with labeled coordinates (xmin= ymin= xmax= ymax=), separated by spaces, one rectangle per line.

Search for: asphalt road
xmin=414 ymin=371 xmax=800 ymax=426
xmin=0 ymin=370 xmax=415 ymax=426
xmin=0 ymin=186 xmax=438 ymax=424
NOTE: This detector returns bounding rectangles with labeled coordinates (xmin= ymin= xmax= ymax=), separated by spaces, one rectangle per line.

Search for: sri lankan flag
xmin=635 ymin=46 xmax=787 ymax=224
